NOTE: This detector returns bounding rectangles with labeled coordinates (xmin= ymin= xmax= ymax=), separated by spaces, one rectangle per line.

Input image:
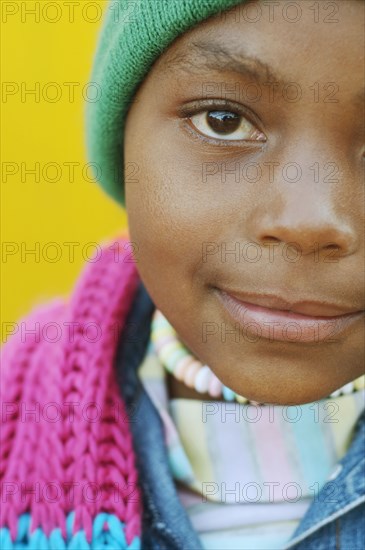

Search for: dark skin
xmin=124 ymin=0 xmax=364 ymax=405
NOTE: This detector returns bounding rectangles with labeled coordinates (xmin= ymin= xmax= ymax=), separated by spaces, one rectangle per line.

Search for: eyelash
xmin=179 ymin=99 xmax=266 ymax=144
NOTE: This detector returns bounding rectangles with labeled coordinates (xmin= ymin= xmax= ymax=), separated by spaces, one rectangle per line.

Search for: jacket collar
xmin=284 ymin=409 xmax=365 ymax=548
xmin=116 ymin=281 xmax=204 ymax=550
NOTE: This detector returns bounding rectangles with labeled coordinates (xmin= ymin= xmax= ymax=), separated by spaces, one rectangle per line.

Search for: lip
xmin=215 ymin=289 xmax=364 ymax=343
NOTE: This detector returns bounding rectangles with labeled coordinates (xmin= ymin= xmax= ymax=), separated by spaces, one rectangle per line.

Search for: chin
xmin=231 ymin=385 xmax=333 ymax=407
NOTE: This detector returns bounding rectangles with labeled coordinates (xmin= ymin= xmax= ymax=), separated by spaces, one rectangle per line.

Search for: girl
xmin=1 ymin=0 xmax=364 ymax=548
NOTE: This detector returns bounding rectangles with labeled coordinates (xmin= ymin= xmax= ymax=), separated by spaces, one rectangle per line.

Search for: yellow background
xmin=1 ymin=1 xmax=127 ymax=339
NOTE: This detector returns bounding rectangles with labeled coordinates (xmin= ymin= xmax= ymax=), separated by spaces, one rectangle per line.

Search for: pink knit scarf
xmin=1 ymin=238 xmax=142 ymax=548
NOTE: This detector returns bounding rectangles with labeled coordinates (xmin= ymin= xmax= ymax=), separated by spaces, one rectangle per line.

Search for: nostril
xmin=262 ymin=236 xmax=281 ymax=244
xmin=324 ymin=242 xmax=340 ymax=251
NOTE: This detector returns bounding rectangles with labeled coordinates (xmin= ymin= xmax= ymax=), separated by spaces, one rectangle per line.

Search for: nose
xmin=252 ymin=177 xmax=358 ymax=259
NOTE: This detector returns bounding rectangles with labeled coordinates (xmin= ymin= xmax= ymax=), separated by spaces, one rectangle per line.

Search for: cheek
xmin=125 ymin=157 xmax=208 ymax=312
xmin=125 ymin=125 xmax=228 ymax=305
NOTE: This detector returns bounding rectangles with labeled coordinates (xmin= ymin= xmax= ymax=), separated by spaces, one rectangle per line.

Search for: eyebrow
xmin=163 ymin=39 xmax=286 ymax=85
xmin=163 ymin=40 xmax=365 ymax=106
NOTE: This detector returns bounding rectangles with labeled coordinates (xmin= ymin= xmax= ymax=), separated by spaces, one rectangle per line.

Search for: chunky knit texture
xmin=0 ymin=240 xmax=141 ymax=549
xmin=87 ymin=0 xmax=246 ymax=204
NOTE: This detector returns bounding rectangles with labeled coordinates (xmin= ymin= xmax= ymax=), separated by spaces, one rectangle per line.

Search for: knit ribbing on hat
xmin=0 ymin=239 xmax=141 ymax=549
xmin=86 ymin=0 xmax=246 ymax=205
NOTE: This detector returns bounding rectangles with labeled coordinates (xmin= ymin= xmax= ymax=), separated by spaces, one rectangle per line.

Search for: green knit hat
xmin=86 ymin=0 xmax=245 ymax=205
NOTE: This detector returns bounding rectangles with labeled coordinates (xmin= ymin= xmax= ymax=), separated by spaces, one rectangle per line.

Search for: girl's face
xmin=124 ymin=0 xmax=364 ymax=405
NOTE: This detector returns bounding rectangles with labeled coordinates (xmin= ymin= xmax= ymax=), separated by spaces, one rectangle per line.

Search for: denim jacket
xmin=116 ymin=282 xmax=365 ymax=550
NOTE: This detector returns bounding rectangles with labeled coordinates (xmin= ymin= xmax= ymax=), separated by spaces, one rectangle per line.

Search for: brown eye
xmin=206 ymin=111 xmax=241 ymax=135
xmin=189 ymin=110 xmax=266 ymax=142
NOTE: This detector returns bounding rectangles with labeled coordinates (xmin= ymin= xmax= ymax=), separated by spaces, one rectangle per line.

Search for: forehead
xmin=155 ymin=0 xmax=364 ymax=98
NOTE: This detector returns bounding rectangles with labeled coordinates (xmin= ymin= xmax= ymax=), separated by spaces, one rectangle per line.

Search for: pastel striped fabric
xmin=139 ymin=339 xmax=365 ymax=550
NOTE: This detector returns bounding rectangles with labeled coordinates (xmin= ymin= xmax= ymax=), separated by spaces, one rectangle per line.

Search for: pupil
xmin=206 ymin=111 xmax=240 ymax=134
